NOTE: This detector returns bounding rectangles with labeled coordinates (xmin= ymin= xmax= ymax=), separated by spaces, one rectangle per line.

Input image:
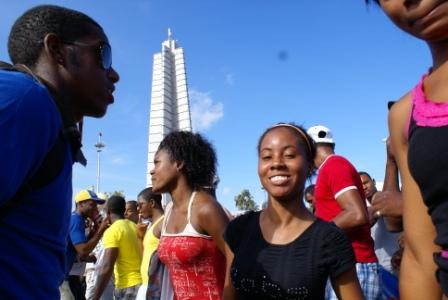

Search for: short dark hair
xmin=157 ymin=131 xmax=217 ymax=190
xmin=137 ymin=187 xmax=162 ymax=207
xmin=107 ymin=195 xmax=126 ymax=216
xmin=358 ymin=171 xmax=372 ymax=180
xmin=365 ymin=0 xmax=380 ymax=5
xmin=257 ymin=123 xmax=316 ymax=177
xmin=126 ymin=200 xmax=138 ymax=207
xmin=304 ymin=184 xmax=315 ymax=196
xmin=8 ymin=5 xmax=101 ymax=67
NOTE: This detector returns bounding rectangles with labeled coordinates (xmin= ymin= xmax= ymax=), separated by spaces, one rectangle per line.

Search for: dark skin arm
xmin=192 ymin=191 xmax=230 ymax=255
xmin=92 ymin=247 xmax=118 ymax=300
xmin=331 ymin=267 xmax=364 ymax=300
xmin=371 ymin=138 xmax=403 ymax=232
xmin=222 ymin=243 xmax=237 ymax=300
xmin=74 ymin=218 xmax=109 ymax=260
xmin=333 ymin=189 xmax=369 ymax=231
xmin=152 ymin=218 xmax=163 ymax=239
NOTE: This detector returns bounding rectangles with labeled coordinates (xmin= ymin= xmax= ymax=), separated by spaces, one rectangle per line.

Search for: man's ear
xmin=42 ymin=33 xmax=65 ymax=66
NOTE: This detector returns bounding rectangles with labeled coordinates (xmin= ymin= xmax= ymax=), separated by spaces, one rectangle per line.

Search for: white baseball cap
xmin=307 ymin=125 xmax=334 ymax=144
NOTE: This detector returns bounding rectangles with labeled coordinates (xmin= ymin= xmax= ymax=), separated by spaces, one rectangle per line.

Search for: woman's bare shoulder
xmin=389 ymin=92 xmax=412 ymax=125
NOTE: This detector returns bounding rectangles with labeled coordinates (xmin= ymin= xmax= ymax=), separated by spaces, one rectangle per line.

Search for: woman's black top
xmin=224 ymin=211 xmax=355 ymax=300
xmin=408 ymin=113 xmax=448 ymax=249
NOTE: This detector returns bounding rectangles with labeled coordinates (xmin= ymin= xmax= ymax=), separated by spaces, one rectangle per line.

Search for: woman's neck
xmin=429 ymin=40 xmax=448 ymax=70
xmin=152 ymin=208 xmax=164 ymax=221
xmin=264 ymin=195 xmax=313 ymax=226
xmin=170 ymin=181 xmax=194 ymax=210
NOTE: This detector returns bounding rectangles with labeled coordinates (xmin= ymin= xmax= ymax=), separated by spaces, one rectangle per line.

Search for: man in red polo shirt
xmin=307 ymin=125 xmax=380 ymax=300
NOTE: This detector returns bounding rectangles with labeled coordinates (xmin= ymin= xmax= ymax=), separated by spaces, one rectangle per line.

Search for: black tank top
xmin=408 ymin=77 xmax=448 ymax=249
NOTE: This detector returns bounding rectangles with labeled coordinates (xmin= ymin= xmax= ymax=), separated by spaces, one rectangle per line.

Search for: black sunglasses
xmin=65 ymin=41 xmax=112 ymax=70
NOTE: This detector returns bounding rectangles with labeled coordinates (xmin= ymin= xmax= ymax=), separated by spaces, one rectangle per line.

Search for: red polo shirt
xmin=315 ymin=155 xmax=377 ymax=263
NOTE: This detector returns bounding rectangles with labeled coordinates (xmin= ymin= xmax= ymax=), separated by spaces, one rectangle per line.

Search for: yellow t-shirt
xmin=103 ymin=219 xmax=142 ymax=289
xmin=141 ymin=216 xmax=164 ymax=285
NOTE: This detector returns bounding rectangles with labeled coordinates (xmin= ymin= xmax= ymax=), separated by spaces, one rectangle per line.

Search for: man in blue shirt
xmin=0 ymin=5 xmax=119 ymax=299
xmin=63 ymin=190 xmax=109 ymax=300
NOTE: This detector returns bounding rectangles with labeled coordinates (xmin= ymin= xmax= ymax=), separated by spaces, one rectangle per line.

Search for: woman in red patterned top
xmin=150 ymin=131 xmax=230 ymax=300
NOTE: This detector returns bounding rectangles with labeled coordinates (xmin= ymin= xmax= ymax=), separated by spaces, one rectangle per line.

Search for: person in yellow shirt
xmin=135 ymin=187 xmax=164 ymax=300
xmin=93 ymin=195 xmax=142 ymax=300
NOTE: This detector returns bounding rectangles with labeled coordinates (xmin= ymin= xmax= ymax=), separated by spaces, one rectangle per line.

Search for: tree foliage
xmin=234 ymin=189 xmax=259 ymax=211
xmin=103 ymin=190 xmax=126 ymax=199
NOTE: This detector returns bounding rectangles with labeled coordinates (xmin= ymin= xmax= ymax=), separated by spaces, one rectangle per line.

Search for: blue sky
xmin=1 ymin=1 xmax=431 ymax=211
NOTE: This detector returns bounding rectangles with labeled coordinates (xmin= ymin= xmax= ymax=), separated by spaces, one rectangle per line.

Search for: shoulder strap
xmin=161 ymin=202 xmax=173 ymax=234
xmin=186 ymin=191 xmax=196 ymax=222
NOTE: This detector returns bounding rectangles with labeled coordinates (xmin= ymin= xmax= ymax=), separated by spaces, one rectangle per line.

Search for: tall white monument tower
xmin=146 ymin=29 xmax=192 ymax=186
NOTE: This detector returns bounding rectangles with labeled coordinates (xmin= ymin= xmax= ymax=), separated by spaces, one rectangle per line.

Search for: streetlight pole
xmin=94 ymin=132 xmax=105 ymax=193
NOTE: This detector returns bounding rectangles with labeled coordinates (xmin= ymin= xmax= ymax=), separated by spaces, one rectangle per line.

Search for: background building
xmin=146 ymin=29 xmax=192 ymax=186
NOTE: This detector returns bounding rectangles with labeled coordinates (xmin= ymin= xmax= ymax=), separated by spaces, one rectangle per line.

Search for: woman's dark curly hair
xmin=257 ymin=122 xmax=316 ymax=179
xmin=157 ymin=131 xmax=217 ymax=190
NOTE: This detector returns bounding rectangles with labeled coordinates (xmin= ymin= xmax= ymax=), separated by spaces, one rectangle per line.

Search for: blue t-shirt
xmin=0 ymin=70 xmax=73 ymax=299
xmin=66 ymin=212 xmax=88 ymax=277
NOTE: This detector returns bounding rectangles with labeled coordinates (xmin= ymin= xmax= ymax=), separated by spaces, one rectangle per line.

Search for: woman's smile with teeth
xmin=270 ymin=175 xmax=289 ymax=184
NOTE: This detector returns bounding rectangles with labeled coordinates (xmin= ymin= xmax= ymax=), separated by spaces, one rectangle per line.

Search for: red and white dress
xmin=158 ymin=192 xmax=225 ymax=300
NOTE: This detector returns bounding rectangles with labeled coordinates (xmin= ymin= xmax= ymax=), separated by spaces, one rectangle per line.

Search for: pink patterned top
xmin=157 ymin=192 xmax=225 ymax=300
xmin=411 ymin=74 xmax=448 ymax=127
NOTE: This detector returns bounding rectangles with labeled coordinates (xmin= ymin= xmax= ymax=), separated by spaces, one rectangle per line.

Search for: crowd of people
xmin=1 ymin=1 xmax=448 ymax=300
xmin=60 ymin=124 xmax=405 ymax=300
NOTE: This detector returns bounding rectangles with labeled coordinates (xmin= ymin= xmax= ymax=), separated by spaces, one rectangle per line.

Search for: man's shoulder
xmin=0 ymin=69 xmax=48 ymax=99
xmin=125 ymin=220 xmax=138 ymax=235
xmin=323 ymin=155 xmax=355 ymax=171
xmin=70 ymin=212 xmax=85 ymax=224
xmin=107 ymin=219 xmax=128 ymax=232
xmin=69 ymin=212 xmax=86 ymax=233
xmin=104 ymin=219 xmax=135 ymax=242
xmin=0 ymin=69 xmax=57 ymax=123
xmin=227 ymin=211 xmax=259 ymax=235
xmin=0 ymin=68 xmax=35 ymax=84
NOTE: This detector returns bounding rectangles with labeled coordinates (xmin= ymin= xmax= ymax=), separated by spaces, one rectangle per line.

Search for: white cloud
xmin=190 ymin=89 xmax=224 ymax=131
xmin=110 ymin=155 xmax=128 ymax=166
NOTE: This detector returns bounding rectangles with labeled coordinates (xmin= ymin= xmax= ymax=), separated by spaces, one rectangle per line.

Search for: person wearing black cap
xmin=93 ymin=196 xmax=142 ymax=300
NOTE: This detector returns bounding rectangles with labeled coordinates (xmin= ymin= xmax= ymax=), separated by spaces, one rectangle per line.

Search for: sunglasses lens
xmin=101 ymin=44 xmax=112 ymax=69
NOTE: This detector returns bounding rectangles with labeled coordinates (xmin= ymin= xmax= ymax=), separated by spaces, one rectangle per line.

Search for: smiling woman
xmin=222 ymin=123 xmax=363 ymax=300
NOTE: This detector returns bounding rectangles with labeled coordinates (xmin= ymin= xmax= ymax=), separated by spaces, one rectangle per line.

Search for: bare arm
xmin=331 ymin=267 xmax=364 ymax=300
xmin=152 ymin=218 xmax=163 ymax=239
xmin=389 ymin=96 xmax=441 ymax=299
xmin=332 ymin=189 xmax=369 ymax=231
xmin=222 ymin=243 xmax=237 ymax=300
xmin=195 ymin=192 xmax=230 ymax=255
xmin=93 ymin=247 xmax=118 ymax=300
xmin=371 ymin=190 xmax=402 ymax=232
xmin=74 ymin=218 xmax=109 ymax=259
xmin=372 ymin=138 xmax=403 ymax=232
